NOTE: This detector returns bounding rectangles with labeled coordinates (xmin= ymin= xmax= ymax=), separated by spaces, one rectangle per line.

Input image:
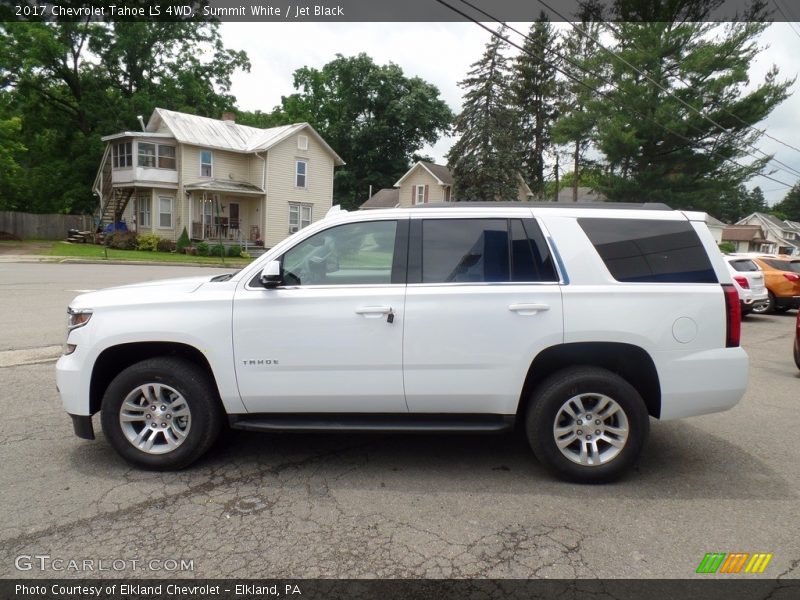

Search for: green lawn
xmin=47 ymin=242 xmax=253 ymax=267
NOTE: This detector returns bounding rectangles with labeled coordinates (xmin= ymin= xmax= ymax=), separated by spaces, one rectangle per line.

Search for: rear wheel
xmin=751 ymin=293 xmax=774 ymax=314
xmin=525 ymin=366 xmax=649 ymax=483
xmin=101 ymin=357 xmax=222 ymax=469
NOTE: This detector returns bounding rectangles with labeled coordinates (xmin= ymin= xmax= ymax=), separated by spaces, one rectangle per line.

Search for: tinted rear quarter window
xmin=578 ymin=218 xmax=717 ymax=283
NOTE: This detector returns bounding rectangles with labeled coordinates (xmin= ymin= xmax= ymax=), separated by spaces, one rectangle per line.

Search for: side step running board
xmin=229 ymin=414 xmax=515 ymax=434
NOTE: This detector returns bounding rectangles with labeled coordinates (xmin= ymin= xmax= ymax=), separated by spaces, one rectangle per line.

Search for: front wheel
xmin=525 ymin=366 xmax=649 ymax=483
xmin=101 ymin=357 xmax=223 ymax=469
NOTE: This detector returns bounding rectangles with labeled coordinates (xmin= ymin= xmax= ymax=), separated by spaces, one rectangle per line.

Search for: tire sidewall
xmin=526 ymin=367 xmax=649 ymax=483
xmin=101 ymin=358 xmax=221 ymax=469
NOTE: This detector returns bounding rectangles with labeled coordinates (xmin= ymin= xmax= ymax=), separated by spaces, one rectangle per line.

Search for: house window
xmin=297 ymin=135 xmax=309 ymax=150
xmin=415 ymin=185 xmax=426 ymax=205
xmin=157 ymin=145 xmax=176 ymax=169
xmin=137 ymin=142 xmax=156 ymax=168
xmin=295 ymin=160 xmax=307 ymax=188
xmin=136 ymin=196 xmax=151 ymax=228
xmin=200 ymin=150 xmax=213 ymax=177
xmin=158 ymin=196 xmax=173 ymax=229
xmin=112 ymin=142 xmax=132 ymax=168
xmin=289 ymin=203 xmax=312 ymax=232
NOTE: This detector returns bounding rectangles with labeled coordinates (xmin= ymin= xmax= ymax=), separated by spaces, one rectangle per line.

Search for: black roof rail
xmin=412 ymin=201 xmax=673 ymax=210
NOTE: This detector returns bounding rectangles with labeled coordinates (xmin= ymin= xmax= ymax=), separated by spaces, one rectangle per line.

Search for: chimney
xmin=221 ymin=112 xmax=236 ymax=123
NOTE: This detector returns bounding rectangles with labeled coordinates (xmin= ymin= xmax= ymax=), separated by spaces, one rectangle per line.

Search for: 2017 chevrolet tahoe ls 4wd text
xmin=57 ymin=203 xmax=748 ymax=483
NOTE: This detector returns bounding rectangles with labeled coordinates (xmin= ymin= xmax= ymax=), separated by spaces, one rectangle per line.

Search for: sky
xmin=220 ymin=21 xmax=800 ymax=206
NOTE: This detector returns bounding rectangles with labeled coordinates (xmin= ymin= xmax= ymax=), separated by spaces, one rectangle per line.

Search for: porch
xmin=186 ymin=184 xmax=264 ymax=245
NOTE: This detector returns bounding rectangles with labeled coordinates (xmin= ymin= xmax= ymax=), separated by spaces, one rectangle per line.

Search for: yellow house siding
xmin=181 ymin=145 xmax=250 ymax=186
xmin=264 ymin=133 xmax=334 ymax=248
xmin=397 ymin=167 xmax=448 ymax=207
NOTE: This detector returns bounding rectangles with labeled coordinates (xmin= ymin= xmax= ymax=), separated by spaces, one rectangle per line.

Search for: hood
xmin=68 ymin=275 xmax=221 ymax=310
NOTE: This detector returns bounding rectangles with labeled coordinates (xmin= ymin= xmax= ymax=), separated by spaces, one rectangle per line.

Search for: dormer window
xmin=200 ymin=150 xmax=213 ymax=177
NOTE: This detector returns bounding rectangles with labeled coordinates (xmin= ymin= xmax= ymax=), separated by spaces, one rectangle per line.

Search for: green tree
xmin=270 ymin=54 xmax=452 ymax=210
xmin=772 ymin=184 xmax=800 ymax=222
xmin=448 ymin=27 xmax=519 ymax=201
xmin=511 ymin=13 xmax=560 ymax=199
xmin=579 ymin=0 xmax=791 ymax=211
xmin=0 ymin=18 xmax=250 ymax=214
xmin=551 ymin=2 xmax=604 ymax=202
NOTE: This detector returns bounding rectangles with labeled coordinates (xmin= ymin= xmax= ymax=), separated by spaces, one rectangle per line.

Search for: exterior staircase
xmin=97 ymin=188 xmax=133 ymax=231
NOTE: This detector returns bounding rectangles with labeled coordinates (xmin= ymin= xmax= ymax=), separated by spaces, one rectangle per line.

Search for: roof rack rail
xmin=411 ymin=201 xmax=673 ymax=210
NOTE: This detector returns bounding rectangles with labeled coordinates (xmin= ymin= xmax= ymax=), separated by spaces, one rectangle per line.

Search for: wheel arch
xmin=518 ymin=342 xmax=661 ymax=419
xmin=90 ymin=342 xmax=220 ymax=416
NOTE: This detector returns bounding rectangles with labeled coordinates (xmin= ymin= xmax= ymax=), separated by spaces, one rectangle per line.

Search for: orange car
xmin=751 ymin=255 xmax=800 ymax=314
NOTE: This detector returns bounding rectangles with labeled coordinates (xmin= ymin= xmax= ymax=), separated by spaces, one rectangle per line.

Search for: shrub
xmin=176 ymin=227 xmax=190 ymax=253
xmin=136 ymin=233 xmax=160 ymax=252
xmin=185 ymin=247 xmax=197 ymax=256
xmin=157 ymin=238 xmax=177 ymax=253
xmin=196 ymin=242 xmax=209 ymax=256
xmin=718 ymin=242 xmax=736 ymax=254
xmin=240 ymin=251 xmax=251 ymax=259
xmin=227 ymin=244 xmax=242 ymax=257
xmin=209 ymin=243 xmax=226 ymax=257
xmin=105 ymin=231 xmax=137 ymax=250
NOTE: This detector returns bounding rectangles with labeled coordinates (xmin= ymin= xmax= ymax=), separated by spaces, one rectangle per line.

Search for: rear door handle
xmin=355 ymin=306 xmax=393 ymax=319
xmin=509 ymin=303 xmax=550 ymax=315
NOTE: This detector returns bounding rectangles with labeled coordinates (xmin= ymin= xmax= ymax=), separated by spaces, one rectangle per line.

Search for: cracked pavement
xmin=1 ymin=263 xmax=799 ymax=580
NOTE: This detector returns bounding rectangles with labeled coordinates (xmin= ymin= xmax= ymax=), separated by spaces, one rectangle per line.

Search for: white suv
xmin=56 ymin=203 xmax=748 ymax=483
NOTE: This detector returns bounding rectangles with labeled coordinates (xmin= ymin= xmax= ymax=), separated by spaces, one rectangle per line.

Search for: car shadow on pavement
xmin=69 ymin=419 xmax=792 ymax=502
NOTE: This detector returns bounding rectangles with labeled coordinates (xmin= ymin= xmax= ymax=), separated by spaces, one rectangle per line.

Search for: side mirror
xmin=259 ymin=260 xmax=282 ymax=288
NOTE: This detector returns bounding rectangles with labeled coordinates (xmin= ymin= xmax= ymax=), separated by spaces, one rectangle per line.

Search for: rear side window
xmin=418 ymin=218 xmax=558 ymax=284
xmin=728 ymin=259 xmax=759 ymax=272
xmin=761 ymin=258 xmax=800 ymax=273
xmin=578 ymin=218 xmax=717 ymax=283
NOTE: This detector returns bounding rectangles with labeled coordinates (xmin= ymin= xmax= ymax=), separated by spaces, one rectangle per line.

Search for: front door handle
xmin=509 ymin=303 xmax=550 ymax=315
xmin=355 ymin=306 xmax=393 ymax=319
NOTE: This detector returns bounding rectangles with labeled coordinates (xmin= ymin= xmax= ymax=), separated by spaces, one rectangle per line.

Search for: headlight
xmin=67 ymin=308 xmax=93 ymax=330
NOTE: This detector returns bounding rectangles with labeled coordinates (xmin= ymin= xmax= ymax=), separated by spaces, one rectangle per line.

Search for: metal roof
xmin=143 ymin=108 xmax=345 ymax=164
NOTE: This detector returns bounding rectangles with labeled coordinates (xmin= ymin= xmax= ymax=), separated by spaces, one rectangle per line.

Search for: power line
xmin=534 ymin=0 xmax=800 ymax=182
xmin=772 ymin=0 xmax=800 ymax=43
xmin=438 ymin=0 xmax=795 ymax=189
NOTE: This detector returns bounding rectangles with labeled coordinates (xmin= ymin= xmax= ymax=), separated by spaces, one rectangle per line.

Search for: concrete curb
xmin=0 ymin=255 xmax=249 ymax=269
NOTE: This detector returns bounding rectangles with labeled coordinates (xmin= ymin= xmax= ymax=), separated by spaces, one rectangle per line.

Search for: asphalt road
xmin=0 ymin=262 xmax=798 ymax=580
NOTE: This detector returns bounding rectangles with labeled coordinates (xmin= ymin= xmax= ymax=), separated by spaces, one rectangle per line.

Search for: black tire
xmin=101 ymin=357 xmax=223 ymax=470
xmin=752 ymin=293 xmax=775 ymax=315
xmin=525 ymin=366 xmax=649 ymax=484
xmin=774 ymin=306 xmax=791 ymax=314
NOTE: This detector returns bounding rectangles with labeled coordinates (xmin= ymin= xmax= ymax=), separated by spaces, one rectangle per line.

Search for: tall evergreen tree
xmin=579 ymin=0 xmax=791 ymax=211
xmin=511 ymin=13 xmax=559 ymax=199
xmin=448 ymin=27 xmax=519 ymax=201
xmin=551 ymin=3 xmax=605 ymax=202
xmin=772 ymin=184 xmax=800 ymax=222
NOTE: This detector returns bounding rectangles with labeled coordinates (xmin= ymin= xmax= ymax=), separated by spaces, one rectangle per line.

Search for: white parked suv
xmin=723 ymin=255 xmax=768 ymax=315
xmin=57 ymin=203 xmax=748 ymax=483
